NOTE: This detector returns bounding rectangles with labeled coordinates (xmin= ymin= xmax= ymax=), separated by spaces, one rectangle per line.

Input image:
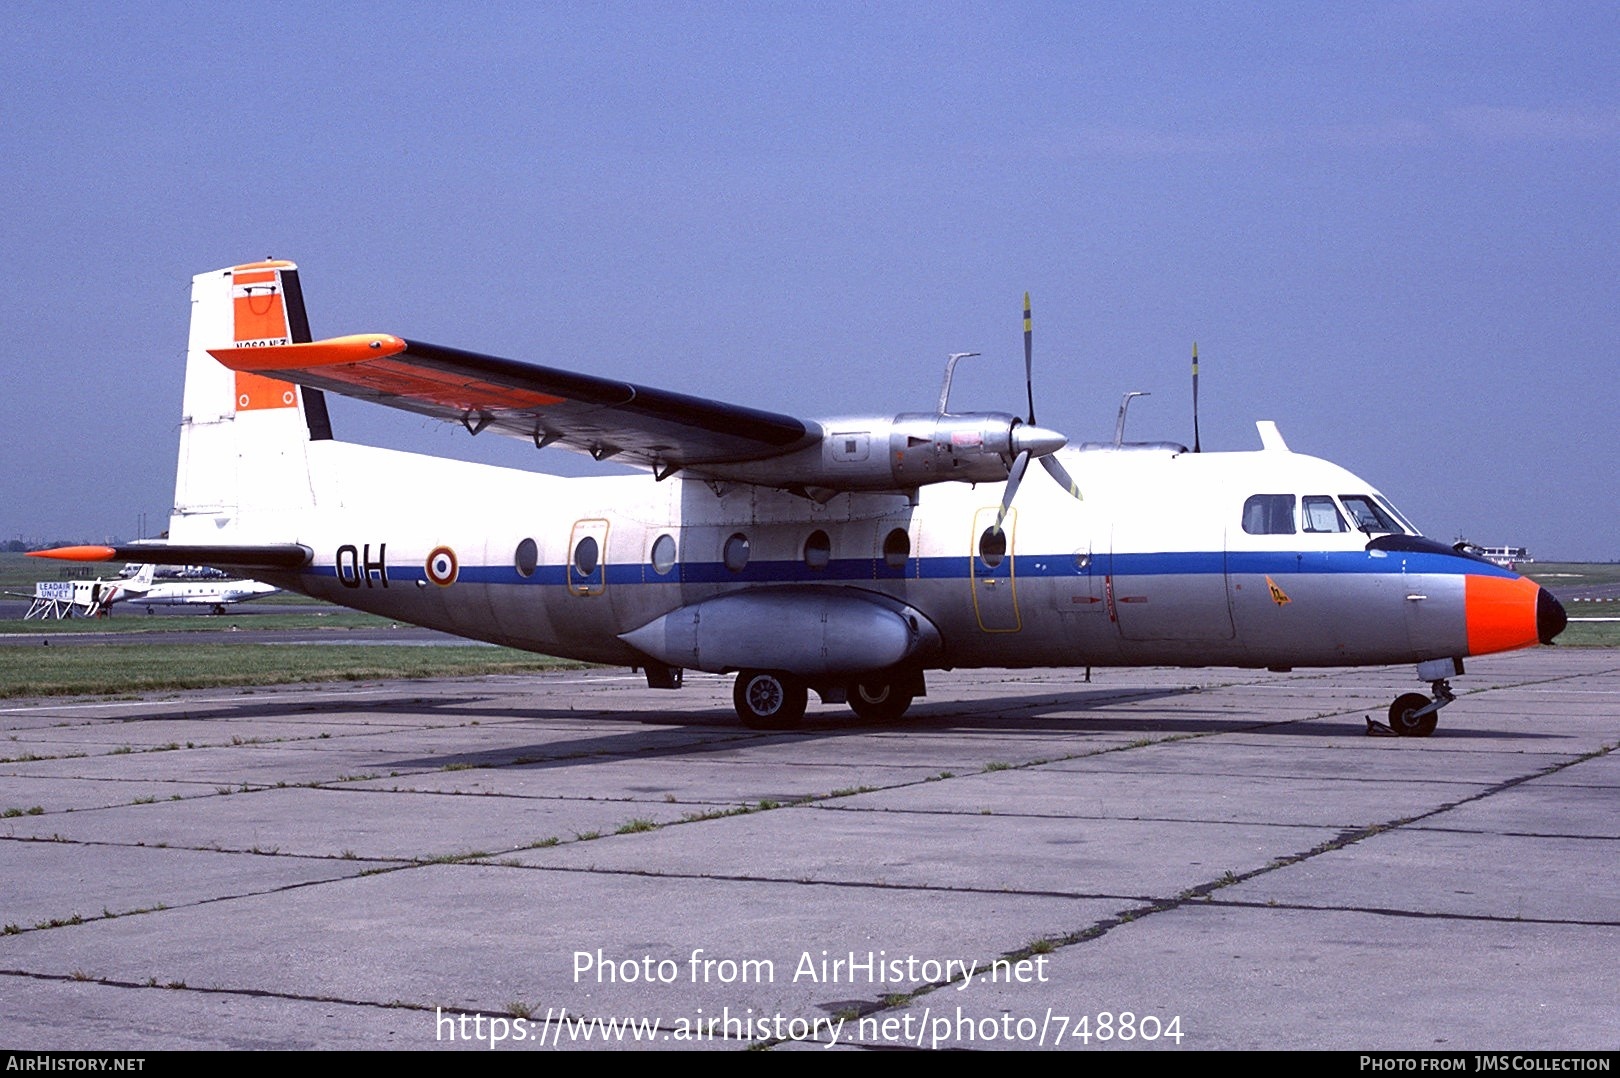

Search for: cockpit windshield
xmin=1340 ymin=495 xmax=1411 ymax=535
xmin=1372 ymin=494 xmax=1420 ymax=535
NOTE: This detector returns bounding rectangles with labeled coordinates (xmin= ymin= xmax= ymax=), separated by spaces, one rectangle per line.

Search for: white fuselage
xmin=135 ymin=579 xmax=279 ymax=608
xmin=218 ymin=436 xmax=1524 ymax=675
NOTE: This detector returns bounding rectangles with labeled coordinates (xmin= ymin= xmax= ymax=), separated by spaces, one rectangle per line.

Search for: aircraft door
xmin=970 ymin=507 xmax=1020 ymax=632
xmin=567 ymin=519 xmax=609 ymax=596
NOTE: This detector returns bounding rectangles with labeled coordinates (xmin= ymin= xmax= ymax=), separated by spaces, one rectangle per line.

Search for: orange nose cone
xmin=1465 ymin=574 xmax=1545 ymax=655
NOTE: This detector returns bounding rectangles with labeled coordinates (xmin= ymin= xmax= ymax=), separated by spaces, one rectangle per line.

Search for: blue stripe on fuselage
xmin=303 ymin=546 xmax=1514 ymax=588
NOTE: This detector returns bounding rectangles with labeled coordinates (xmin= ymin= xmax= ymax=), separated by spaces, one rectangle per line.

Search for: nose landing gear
xmin=1371 ymin=677 xmax=1455 ymax=738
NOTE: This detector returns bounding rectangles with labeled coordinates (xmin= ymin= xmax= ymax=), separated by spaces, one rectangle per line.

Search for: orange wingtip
xmin=28 ymin=546 xmax=118 ymax=562
xmin=209 ymin=334 xmax=407 ymax=372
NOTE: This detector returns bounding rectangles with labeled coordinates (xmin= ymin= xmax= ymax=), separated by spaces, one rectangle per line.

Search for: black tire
xmin=1389 ymin=692 xmax=1438 ymax=737
xmin=846 ymin=678 xmax=915 ymax=723
xmin=733 ymin=670 xmax=808 ymax=730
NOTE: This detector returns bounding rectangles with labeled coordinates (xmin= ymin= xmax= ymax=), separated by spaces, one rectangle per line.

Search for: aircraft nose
xmin=1538 ymin=586 xmax=1568 ymax=645
xmin=1464 ymin=572 xmax=1556 ymax=656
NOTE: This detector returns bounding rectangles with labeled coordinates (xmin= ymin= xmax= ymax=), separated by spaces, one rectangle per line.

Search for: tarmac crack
xmin=0 ymin=966 xmax=440 ymax=1016
xmin=1191 ymin=897 xmax=1620 ymax=928
xmin=846 ymin=739 xmax=1618 ymax=1029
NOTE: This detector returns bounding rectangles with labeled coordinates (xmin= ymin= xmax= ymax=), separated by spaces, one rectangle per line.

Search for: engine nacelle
xmin=702 ymin=412 xmax=1063 ymax=497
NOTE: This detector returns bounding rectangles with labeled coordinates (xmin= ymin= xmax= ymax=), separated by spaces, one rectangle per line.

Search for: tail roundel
xmin=170 ymin=261 xmax=332 ymax=542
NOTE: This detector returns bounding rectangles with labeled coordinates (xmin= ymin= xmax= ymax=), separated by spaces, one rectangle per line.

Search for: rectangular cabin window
xmin=1242 ymin=494 xmax=1296 ymax=535
xmin=1302 ymin=495 xmax=1348 ymax=533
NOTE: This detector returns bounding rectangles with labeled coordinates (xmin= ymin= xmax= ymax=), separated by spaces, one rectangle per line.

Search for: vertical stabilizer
xmin=170 ymin=262 xmax=322 ymax=542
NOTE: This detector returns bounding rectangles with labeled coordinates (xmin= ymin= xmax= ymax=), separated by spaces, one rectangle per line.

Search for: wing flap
xmin=209 ymin=335 xmax=815 ymax=469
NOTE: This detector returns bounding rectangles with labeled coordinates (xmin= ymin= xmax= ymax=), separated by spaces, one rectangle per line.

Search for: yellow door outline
xmin=567 ymin=519 xmax=610 ymax=596
xmin=970 ymin=506 xmax=1020 ymax=632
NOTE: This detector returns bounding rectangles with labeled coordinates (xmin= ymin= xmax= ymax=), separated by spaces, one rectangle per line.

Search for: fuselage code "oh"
xmin=336 ymin=543 xmax=388 ymax=588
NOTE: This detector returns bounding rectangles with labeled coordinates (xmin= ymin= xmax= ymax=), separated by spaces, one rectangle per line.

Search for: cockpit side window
xmin=1340 ymin=495 xmax=1404 ymax=534
xmin=1242 ymin=494 xmax=1295 ymax=535
xmin=1302 ymin=495 xmax=1348 ymax=533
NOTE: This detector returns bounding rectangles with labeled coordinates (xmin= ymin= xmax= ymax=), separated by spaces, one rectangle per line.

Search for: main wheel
xmin=846 ymin=678 xmax=915 ymax=723
xmin=733 ymin=670 xmax=808 ymax=730
xmin=1389 ymin=692 xmax=1438 ymax=737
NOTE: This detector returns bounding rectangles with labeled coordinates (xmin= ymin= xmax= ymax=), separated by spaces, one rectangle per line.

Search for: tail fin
xmin=170 ymin=261 xmax=331 ymax=543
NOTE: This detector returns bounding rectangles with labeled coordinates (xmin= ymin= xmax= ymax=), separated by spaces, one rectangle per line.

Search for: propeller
xmin=995 ymin=293 xmax=1083 ymax=530
xmin=1191 ymin=341 xmax=1201 ymax=453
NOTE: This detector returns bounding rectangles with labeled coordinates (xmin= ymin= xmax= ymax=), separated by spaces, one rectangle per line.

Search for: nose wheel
xmin=1372 ymin=678 xmax=1455 ymax=738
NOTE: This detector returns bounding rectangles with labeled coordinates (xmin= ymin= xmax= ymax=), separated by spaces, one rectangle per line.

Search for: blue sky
xmin=5 ymin=2 xmax=1617 ymax=559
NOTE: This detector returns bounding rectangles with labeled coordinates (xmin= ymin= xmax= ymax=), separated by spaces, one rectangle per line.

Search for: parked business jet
xmin=136 ymin=576 xmax=280 ymax=614
xmin=35 ymin=261 xmax=1565 ymax=733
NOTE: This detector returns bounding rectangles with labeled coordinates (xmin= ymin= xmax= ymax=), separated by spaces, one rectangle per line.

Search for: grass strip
xmin=0 ymin=643 xmax=586 ymax=698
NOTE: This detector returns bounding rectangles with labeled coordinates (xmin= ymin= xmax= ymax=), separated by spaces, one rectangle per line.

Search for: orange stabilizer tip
xmin=208 ymin=334 xmax=407 ymax=372
xmin=230 ymin=259 xmax=296 ymax=272
xmin=28 ymin=545 xmax=118 ymax=562
xmin=1465 ymin=574 xmax=1542 ymax=656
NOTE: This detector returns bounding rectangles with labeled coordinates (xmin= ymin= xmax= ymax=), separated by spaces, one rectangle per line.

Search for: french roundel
xmin=426 ymin=546 xmax=459 ymax=587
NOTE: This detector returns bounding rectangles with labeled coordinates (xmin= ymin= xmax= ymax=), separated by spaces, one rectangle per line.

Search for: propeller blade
xmin=1191 ymin=341 xmax=1201 ymax=453
xmin=1023 ymin=292 xmax=1035 ymax=424
xmin=1040 ymin=453 xmax=1083 ymax=501
xmin=996 ymin=450 xmax=1031 ymax=531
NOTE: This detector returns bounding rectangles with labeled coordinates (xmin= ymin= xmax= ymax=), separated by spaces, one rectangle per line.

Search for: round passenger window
xmin=514 ymin=537 xmax=539 ymax=578
xmin=979 ymin=526 xmax=1006 ymax=569
xmin=573 ymin=535 xmax=600 ymax=576
xmin=882 ymin=528 xmax=910 ymax=570
xmin=723 ymin=532 xmax=750 ymax=573
xmin=651 ymin=533 xmax=677 ymax=575
xmin=804 ymin=530 xmax=831 ymax=571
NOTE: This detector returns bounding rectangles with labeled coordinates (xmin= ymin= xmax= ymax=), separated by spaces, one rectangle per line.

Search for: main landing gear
xmin=733 ymin=671 xmax=808 ymax=731
xmin=731 ymin=670 xmax=921 ymax=730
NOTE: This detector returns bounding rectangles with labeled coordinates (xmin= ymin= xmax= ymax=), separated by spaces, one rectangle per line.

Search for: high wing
xmin=209 ymin=331 xmax=1074 ymax=501
xmin=208 ymin=335 xmax=816 ymax=475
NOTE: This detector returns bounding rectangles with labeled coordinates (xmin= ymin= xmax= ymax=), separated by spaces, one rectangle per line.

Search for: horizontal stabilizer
xmin=29 ymin=543 xmax=313 ymax=570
